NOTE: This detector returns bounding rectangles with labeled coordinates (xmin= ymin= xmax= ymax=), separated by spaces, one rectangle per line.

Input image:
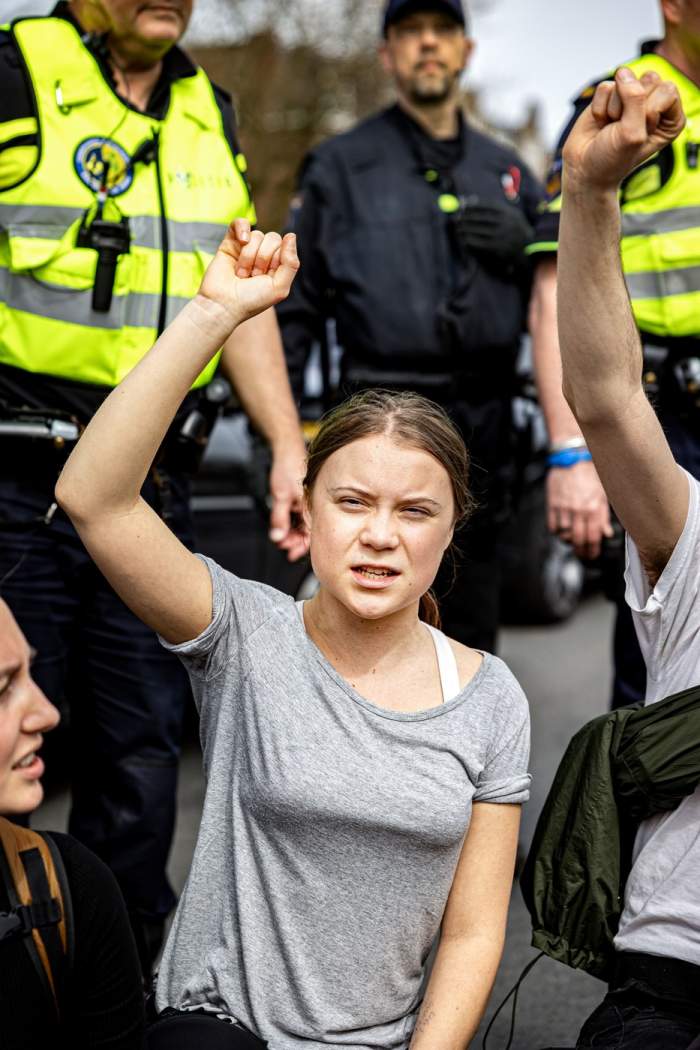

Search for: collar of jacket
xmin=385 ymin=102 xmax=468 ymax=175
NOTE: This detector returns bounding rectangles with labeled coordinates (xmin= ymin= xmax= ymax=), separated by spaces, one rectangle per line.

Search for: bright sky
xmin=2 ymin=0 xmax=662 ymax=147
xmin=468 ymin=0 xmax=661 ymax=144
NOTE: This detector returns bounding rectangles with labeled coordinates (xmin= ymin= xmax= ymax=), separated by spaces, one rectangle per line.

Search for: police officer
xmin=0 ymin=0 xmax=306 ymax=971
xmin=529 ymin=0 xmax=700 ymax=708
xmin=277 ymin=0 xmax=543 ymax=653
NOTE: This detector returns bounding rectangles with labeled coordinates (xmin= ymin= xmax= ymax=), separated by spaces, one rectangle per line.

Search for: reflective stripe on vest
xmin=532 ymin=54 xmax=700 ymax=338
xmin=0 ymin=17 xmax=255 ymax=388
xmin=617 ymin=54 xmax=700 ymax=337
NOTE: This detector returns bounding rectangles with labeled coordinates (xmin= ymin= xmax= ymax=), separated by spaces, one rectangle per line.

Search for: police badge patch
xmin=74 ymin=137 xmax=133 ymax=197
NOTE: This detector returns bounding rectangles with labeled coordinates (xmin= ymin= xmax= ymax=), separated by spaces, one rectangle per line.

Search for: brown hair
xmin=303 ymin=389 xmax=476 ymax=627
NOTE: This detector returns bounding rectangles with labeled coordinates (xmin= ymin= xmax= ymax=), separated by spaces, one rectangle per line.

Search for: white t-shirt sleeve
xmin=624 ymin=470 xmax=700 ymax=700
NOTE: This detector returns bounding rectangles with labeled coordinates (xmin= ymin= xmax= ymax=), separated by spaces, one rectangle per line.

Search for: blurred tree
xmin=190 ymin=0 xmax=388 ymax=228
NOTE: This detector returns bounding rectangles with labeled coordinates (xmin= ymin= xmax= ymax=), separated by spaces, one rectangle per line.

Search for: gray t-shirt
xmin=156 ymin=557 xmax=530 ymax=1049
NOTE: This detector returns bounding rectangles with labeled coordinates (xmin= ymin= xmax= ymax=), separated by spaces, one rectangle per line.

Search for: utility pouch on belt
xmin=169 ymin=377 xmax=232 ymax=474
xmin=643 ymin=342 xmax=700 ymax=420
xmin=0 ymin=817 xmax=74 ymax=1018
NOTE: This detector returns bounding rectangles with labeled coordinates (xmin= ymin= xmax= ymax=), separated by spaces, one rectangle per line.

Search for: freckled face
xmin=0 ymin=603 xmax=60 ymax=815
xmin=304 ymin=435 xmax=456 ymax=621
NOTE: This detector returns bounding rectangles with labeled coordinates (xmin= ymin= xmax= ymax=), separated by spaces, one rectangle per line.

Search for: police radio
xmin=76 ymin=136 xmax=155 ymax=312
xmin=77 ymin=213 xmax=130 ymax=312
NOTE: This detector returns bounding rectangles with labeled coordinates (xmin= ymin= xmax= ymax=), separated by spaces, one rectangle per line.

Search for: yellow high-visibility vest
xmin=530 ymin=53 xmax=700 ymax=339
xmin=0 ymin=17 xmax=255 ymax=389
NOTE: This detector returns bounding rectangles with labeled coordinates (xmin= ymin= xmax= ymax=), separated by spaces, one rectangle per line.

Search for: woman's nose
xmin=23 ymin=679 xmax=60 ymax=734
xmin=360 ymin=513 xmax=399 ymax=549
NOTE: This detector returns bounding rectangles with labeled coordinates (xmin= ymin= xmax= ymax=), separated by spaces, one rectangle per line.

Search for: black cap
xmin=382 ymin=0 xmax=466 ymax=36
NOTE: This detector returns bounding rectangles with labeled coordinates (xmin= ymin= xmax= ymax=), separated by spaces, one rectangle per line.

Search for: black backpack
xmin=0 ymin=816 xmax=74 ymax=1017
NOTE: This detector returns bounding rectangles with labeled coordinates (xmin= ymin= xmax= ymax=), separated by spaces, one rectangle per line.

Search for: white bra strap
xmin=425 ymin=623 xmax=461 ymax=703
xmin=295 ymin=599 xmax=305 ymax=624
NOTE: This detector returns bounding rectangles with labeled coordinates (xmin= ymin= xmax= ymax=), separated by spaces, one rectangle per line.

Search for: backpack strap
xmin=41 ymin=831 xmax=74 ymax=974
xmin=0 ymin=817 xmax=69 ymax=1017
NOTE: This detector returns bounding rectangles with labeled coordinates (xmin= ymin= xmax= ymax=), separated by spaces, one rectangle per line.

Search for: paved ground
xmin=36 ymin=593 xmax=616 ymax=1050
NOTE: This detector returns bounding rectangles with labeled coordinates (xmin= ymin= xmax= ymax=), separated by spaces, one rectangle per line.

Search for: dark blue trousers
xmin=611 ymin=409 xmax=700 ymax=708
xmin=577 ymin=989 xmax=700 ymax=1048
xmin=0 ymin=462 xmax=192 ymax=949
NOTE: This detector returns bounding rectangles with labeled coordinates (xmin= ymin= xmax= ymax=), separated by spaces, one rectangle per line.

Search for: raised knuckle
xmin=623 ymin=79 xmax=646 ymax=96
xmin=621 ymin=126 xmax=646 ymax=146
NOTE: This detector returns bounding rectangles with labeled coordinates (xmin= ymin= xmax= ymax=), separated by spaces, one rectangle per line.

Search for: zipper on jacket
xmin=152 ymin=129 xmax=168 ymax=337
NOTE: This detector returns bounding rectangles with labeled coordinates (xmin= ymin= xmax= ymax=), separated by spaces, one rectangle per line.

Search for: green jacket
xmin=521 ymin=684 xmax=700 ymax=981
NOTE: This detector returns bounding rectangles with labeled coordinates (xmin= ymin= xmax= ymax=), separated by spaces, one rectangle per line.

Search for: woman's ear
xmin=302 ymin=490 xmax=312 ymax=535
xmin=444 ymin=524 xmax=454 ymax=553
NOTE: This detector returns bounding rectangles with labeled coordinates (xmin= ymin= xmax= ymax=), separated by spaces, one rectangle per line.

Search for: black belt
xmin=341 ymin=364 xmax=508 ymax=403
xmin=611 ymin=950 xmax=700 ymax=1006
xmin=640 ymin=333 xmax=700 ymax=356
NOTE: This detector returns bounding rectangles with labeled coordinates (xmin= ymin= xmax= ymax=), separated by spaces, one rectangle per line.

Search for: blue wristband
xmin=547 ymin=448 xmax=593 ymax=468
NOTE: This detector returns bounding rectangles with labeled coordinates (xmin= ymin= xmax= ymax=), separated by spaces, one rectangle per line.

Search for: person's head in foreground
xmin=0 ymin=599 xmax=59 ymax=816
xmin=302 ymin=388 xmax=475 ymax=626
xmin=380 ymin=0 xmax=472 ymax=107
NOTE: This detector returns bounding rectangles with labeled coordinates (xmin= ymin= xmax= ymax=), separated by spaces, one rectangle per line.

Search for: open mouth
xmin=352 ymin=565 xmax=399 ymax=580
xmin=12 ymin=745 xmax=43 ymax=774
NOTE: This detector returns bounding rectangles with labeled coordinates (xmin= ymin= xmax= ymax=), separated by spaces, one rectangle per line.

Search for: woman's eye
xmin=339 ymin=497 xmax=363 ymax=508
xmin=403 ymin=507 xmax=430 ymax=517
xmin=0 ymin=672 xmax=14 ymax=699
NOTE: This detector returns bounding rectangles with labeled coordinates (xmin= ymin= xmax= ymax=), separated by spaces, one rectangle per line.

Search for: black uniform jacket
xmin=277 ymin=105 xmax=543 ymax=402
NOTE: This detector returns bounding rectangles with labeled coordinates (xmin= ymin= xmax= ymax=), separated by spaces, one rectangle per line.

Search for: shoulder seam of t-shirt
xmin=477 ymin=662 xmax=529 ymax=765
xmin=624 ymin=471 xmax=697 ymax=682
xmin=481 ymin=709 xmax=530 ymax=770
xmin=179 ymin=555 xmax=294 ymax=682
xmin=627 ymin=468 xmax=695 ymax=616
xmin=657 ymin=471 xmax=698 ymax=605
xmin=198 ymin=604 xmax=298 ymax=685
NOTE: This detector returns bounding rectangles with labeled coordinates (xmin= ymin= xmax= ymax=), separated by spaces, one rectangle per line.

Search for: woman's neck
xmin=303 ymin=589 xmax=426 ymax=674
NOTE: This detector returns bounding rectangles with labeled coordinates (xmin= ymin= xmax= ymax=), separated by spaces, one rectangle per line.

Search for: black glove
xmin=454 ymin=199 xmax=534 ymax=267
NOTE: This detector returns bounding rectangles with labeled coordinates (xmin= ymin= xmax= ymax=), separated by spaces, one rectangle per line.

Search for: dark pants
xmin=147 ymin=1012 xmax=266 ymax=1049
xmin=577 ymin=952 xmax=700 ymax=1049
xmin=0 ymin=462 xmax=193 ymax=965
xmin=435 ymin=396 xmax=514 ymax=653
xmin=611 ymin=408 xmax=700 ymax=708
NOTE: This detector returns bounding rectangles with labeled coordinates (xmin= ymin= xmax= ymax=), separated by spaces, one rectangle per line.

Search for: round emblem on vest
xmin=74 ymin=137 xmax=133 ymax=197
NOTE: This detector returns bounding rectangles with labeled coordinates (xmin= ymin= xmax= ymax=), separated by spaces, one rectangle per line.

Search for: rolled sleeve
xmin=474 ymin=668 xmax=531 ymax=804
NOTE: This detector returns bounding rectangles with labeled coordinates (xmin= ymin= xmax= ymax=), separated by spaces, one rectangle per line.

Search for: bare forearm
xmin=409 ymin=932 xmax=504 ymax=1049
xmin=221 ymin=307 xmax=304 ymax=456
xmin=529 ymin=259 xmax=585 ymax=444
xmin=57 ymin=296 xmax=233 ymax=519
xmin=557 ymin=180 xmax=642 ymax=424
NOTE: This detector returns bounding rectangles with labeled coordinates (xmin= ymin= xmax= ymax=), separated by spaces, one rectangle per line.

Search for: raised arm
xmin=529 ymin=257 xmax=611 ymax=559
xmin=56 ymin=221 xmax=299 ymax=643
xmin=558 ymin=68 xmax=688 ymax=583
